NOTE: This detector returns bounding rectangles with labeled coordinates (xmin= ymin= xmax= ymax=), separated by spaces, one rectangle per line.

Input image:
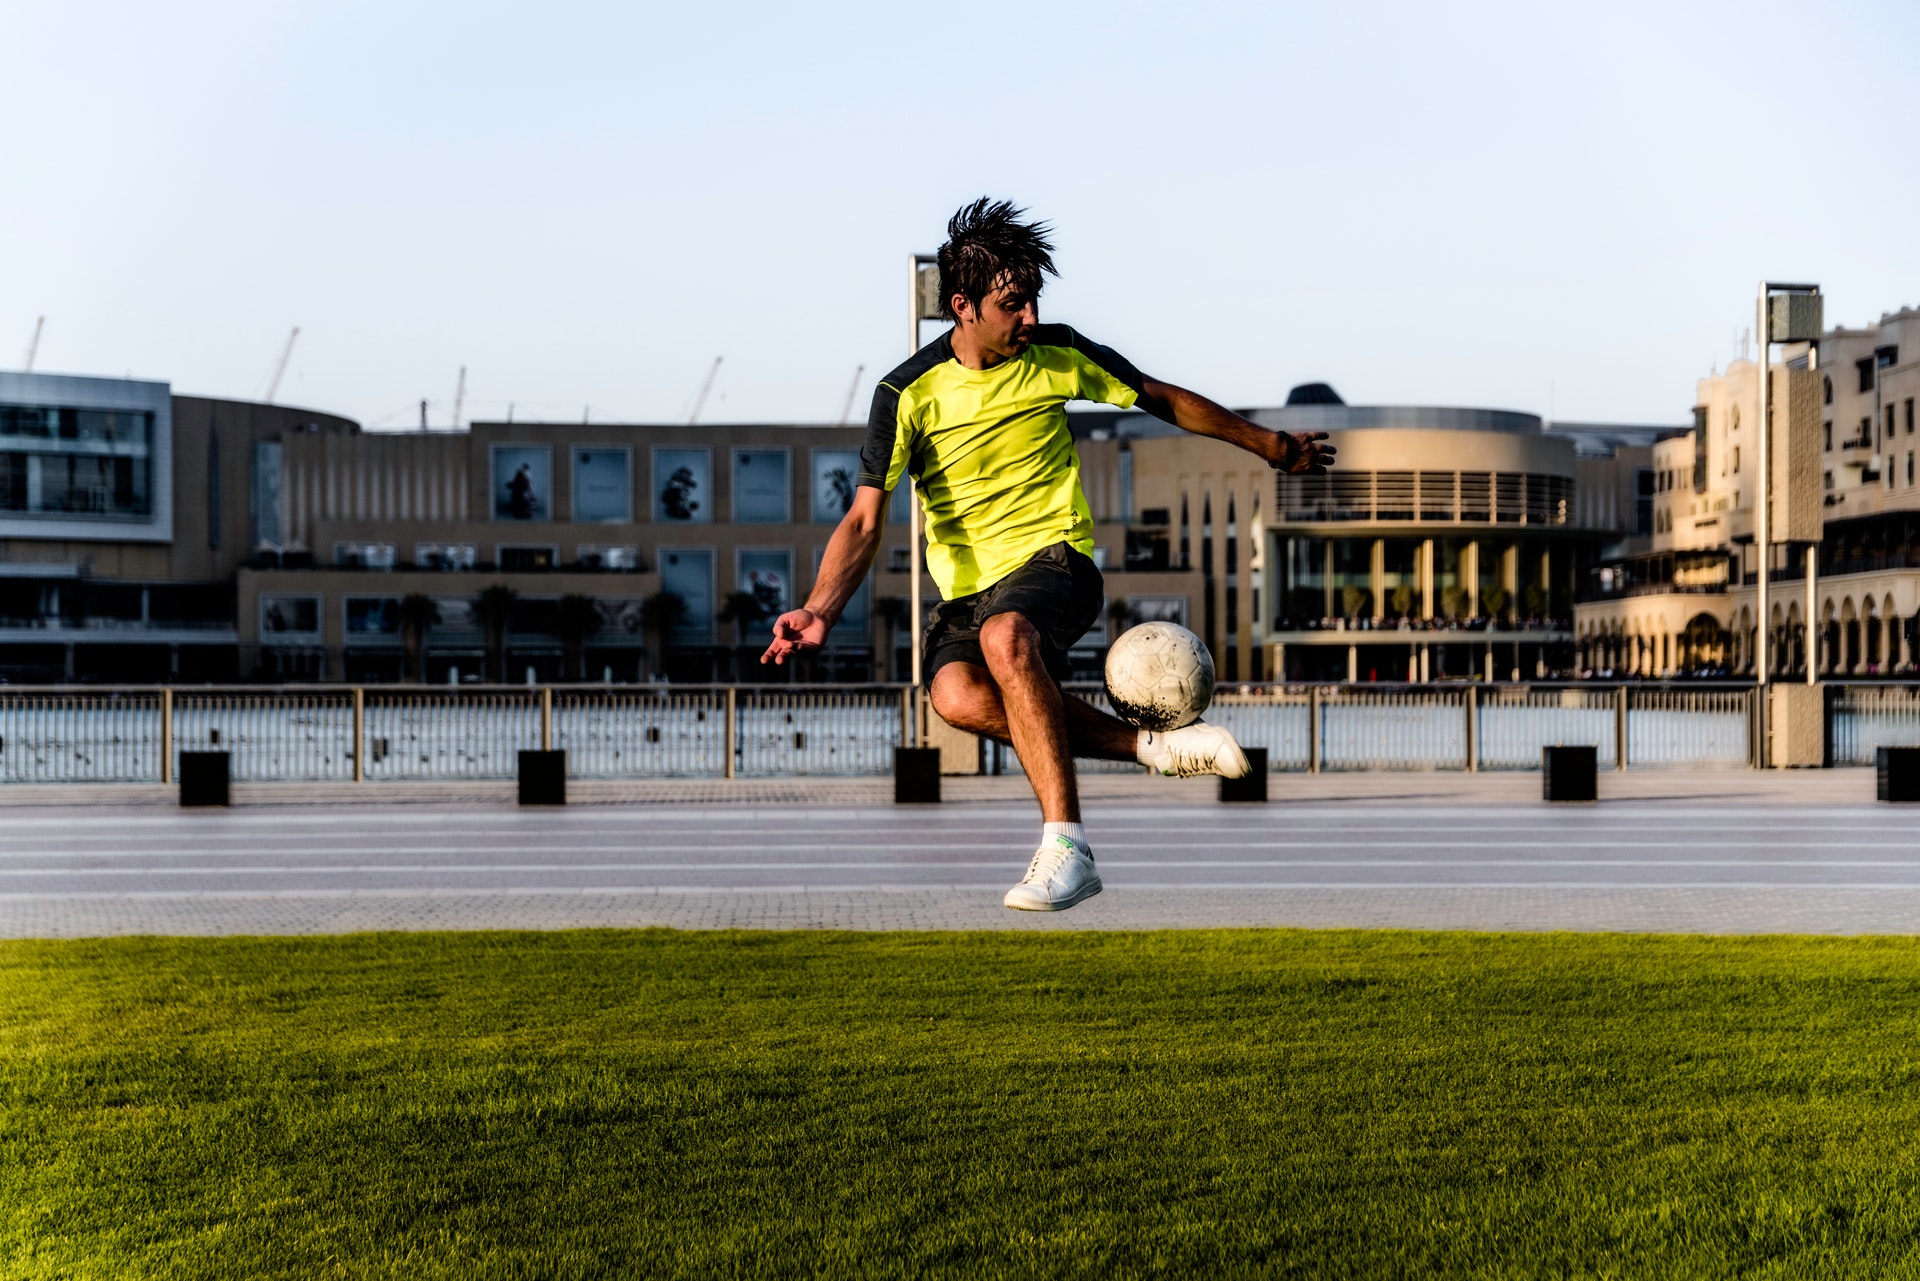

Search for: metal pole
xmin=1755 ymin=284 xmax=1771 ymax=766
xmin=1807 ymin=545 xmax=1818 ymax=683
xmin=1807 ymin=340 xmax=1821 ymax=685
xmin=907 ymin=254 xmax=928 ymax=744
xmin=540 ymin=686 xmax=553 ymax=752
xmin=159 ymin=688 xmax=173 ymax=785
xmin=1308 ymin=684 xmax=1322 ymax=773
xmin=724 ymin=686 xmax=737 ymax=779
xmin=352 ymin=687 xmax=365 ymax=782
xmin=1464 ymin=684 xmax=1477 ymax=773
xmin=1614 ymin=683 xmax=1628 ymax=771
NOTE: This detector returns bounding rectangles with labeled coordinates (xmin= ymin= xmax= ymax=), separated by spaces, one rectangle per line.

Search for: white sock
xmin=1042 ymin=821 xmax=1087 ymax=848
xmin=1136 ymin=730 xmax=1165 ymax=768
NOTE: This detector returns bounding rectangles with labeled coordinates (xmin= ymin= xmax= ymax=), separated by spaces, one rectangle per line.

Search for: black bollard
xmin=1542 ymin=745 xmax=1598 ymax=802
xmin=1878 ymin=747 xmax=1920 ymax=803
xmin=1219 ymin=747 xmax=1269 ymax=803
xmin=179 ymin=751 xmax=231 ymax=807
xmin=518 ymin=749 xmax=567 ymax=806
xmin=894 ymin=747 xmax=941 ymax=804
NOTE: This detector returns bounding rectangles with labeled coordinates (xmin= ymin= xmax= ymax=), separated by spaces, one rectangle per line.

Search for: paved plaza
xmin=2 ymin=768 xmax=1917 ymax=935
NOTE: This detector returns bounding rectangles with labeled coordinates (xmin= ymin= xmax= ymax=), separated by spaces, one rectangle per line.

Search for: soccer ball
xmin=1103 ymin=622 xmax=1214 ymax=731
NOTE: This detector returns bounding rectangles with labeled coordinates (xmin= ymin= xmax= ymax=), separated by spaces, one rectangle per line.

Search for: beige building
xmin=231 ymin=418 xmax=1186 ymax=683
xmin=1576 ymin=304 xmax=1920 ymax=678
xmin=4 ymin=368 xmax=1669 ymax=686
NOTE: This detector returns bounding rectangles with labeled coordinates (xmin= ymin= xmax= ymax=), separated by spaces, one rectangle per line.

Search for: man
xmin=763 ymin=198 xmax=1334 ymax=911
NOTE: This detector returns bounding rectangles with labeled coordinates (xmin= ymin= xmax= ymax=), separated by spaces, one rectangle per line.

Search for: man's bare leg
xmin=931 ymin=643 xmax=1255 ymax=786
xmin=930 ymin=663 xmax=1136 ymax=760
xmin=970 ymin=612 xmax=1086 ymax=823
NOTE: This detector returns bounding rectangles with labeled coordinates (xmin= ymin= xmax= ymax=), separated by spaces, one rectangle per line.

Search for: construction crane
xmin=836 ymin=364 xmax=866 ymax=427
xmin=451 ymin=366 xmax=467 ymax=432
xmin=688 ymin=356 xmax=723 ymax=425
xmin=22 ymin=316 xmax=43 ymax=372
xmin=264 ymin=327 xmax=300 ymax=404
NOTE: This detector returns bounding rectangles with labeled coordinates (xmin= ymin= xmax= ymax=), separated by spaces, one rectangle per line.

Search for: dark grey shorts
xmin=923 ymin=542 xmax=1104 ymax=685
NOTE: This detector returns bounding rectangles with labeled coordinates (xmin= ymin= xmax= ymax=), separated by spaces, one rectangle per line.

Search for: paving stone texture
xmin=2 ymin=769 xmax=1914 ymax=937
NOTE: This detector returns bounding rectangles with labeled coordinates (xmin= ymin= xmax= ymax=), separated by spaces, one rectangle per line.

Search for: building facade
xmin=1575 ymin=305 xmax=1920 ymax=678
xmin=0 ymin=372 xmax=357 ymax=682
xmin=3 ymin=368 xmax=1672 ymax=685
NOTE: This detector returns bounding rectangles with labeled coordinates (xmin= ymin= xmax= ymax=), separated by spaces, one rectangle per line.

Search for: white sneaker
xmin=1003 ymin=836 xmax=1103 ymax=912
xmin=1142 ymin=721 xmax=1251 ymax=778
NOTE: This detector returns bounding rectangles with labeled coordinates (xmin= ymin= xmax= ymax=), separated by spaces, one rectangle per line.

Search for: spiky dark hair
xmin=937 ymin=198 xmax=1057 ymax=321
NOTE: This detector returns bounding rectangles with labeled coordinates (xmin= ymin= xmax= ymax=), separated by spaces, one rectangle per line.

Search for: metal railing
xmin=1013 ymin=683 xmax=1753 ymax=774
xmin=0 ymin=680 xmax=1795 ymax=785
xmin=1831 ymin=684 xmax=1920 ymax=765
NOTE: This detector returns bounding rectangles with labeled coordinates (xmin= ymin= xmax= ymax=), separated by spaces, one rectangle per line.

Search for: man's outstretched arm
xmin=1135 ymin=377 xmax=1337 ymax=473
xmin=760 ymin=485 xmax=888 ymax=666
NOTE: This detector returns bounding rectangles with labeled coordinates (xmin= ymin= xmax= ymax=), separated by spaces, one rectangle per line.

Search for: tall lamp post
xmin=907 ymin=254 xmax=942 ymax=743
xmin=1754 ymin=281 xmax=1822 ymax=762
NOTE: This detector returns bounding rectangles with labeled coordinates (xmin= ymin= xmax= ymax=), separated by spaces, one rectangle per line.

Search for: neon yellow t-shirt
xmin=858 ymin=324 xmax=1143 ymax=599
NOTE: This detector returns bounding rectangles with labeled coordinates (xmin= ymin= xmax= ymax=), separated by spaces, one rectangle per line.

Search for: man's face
xmin=954 ymin=276 xmax=1038 ymax=359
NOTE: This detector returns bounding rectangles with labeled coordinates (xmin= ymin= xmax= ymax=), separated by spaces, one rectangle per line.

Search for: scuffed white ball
xmin=1103 ymin=621 xmax=1214 ymax=731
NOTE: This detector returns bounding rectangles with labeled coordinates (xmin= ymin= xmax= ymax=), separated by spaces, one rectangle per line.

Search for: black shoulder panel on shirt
xmin=859 ymin=331 xmax=951 ymax=488
xmin=1029 ymin=323 xmax=1146 ymax=396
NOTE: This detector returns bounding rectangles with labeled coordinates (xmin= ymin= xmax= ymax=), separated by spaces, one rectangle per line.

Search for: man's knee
xmin=978 ymin=611 xmax=1043 ymax=670
xmin=929 ymin=665 xmax=994 ymax=730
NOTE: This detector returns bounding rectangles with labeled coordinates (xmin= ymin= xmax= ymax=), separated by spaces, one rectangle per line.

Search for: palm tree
xmin=1481 ymin=585 xmax=1510 ymax=625
xmin=474 ymin=584 xmax=518 ymax=683
xmin=555 ymin=594 xmax=602 ymax=682
xmin=640 ymin=591 xmax=688 ymax=679
xmin=716 ymin=590 xmax=767 ymax=680
xmin=398 ymin=594 xmax=441 ymax=683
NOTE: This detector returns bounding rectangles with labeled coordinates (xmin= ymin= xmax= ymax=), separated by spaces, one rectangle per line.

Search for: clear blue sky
xmin=7 ymin=0 xmax=1917 ymax=429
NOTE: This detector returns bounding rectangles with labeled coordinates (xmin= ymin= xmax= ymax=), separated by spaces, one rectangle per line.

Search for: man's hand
xmin=1137 ymin=376 xmax=1336 ymax=474
xmin=761 ymin=608 xmax=831 ymax=666
xmin=1261 ymin=430 xmax=1337 ymax=475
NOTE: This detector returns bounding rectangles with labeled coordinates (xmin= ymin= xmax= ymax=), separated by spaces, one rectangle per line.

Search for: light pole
xmin=907 ymin=254 xmax=942 ymax=741
xmin=1754 ymin=281 xmax=1822 ymax=761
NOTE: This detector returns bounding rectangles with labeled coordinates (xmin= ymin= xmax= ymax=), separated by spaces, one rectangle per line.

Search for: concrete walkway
xmin=4 ymin=769 xmax=1917 ymax=937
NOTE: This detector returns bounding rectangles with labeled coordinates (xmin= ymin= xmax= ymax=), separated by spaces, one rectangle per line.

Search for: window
xmin=1908 ymin=453 xmax=1913 ymax=487
xmin=414 ymin=542 xmax=476 ymax=571
xmin=251 ymin=441 xmax=283 ymax=549
xmin=659 ymin=549 xmax=714 ymax=642
xmin=652 ymin=448 xmax=711 ymax=523
xmin=736 ymin=549 xmax=793 ymax=637
xmin=492 ymin=445 xmax=552 ymax=521
xmin=571 ymin=447 xmax=631 ymax=523
xmin=577 ymin=544 xmax=640 ymax=570
xmin=259 ymin=595 xmax=321 ymax=637
xmin=1732 ymin=446 xmax=1740 ymax=473
xmin=1908 ymin=398 xmax=1916 ymax=434
xmin=0 ymin=403 xmax=155 ymax=522
xmin=497 ymin=545 xmax=557 ymax=572
xmin=333 ymin=541 xmax=395 ymax=569
xmin=888 ymin=546 xmax=912 ymax=572
xmin=1858 ymin=358 xmax=1876 ymax=394
xmin=1889 ymin=406 xmax=1897 ymax=442
xmin=810 ymin=449 xmax=862 ymax=524
xmin=1824 ymin=375 xmax=1833 ymax=405
xmin=730 ymin=448 xmax=791 ymax=523
xmin=1634 ymin=469 xmax=1653 ymax=535
xmin=1824 ymin=421 xmax=1832 ymax=451
xmin=343 ymin=597 xmax=402 ymax=639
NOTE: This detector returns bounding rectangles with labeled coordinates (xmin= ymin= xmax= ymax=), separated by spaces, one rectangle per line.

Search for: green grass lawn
xmin=8 ymin=930 xmax=1920 ymax=1279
